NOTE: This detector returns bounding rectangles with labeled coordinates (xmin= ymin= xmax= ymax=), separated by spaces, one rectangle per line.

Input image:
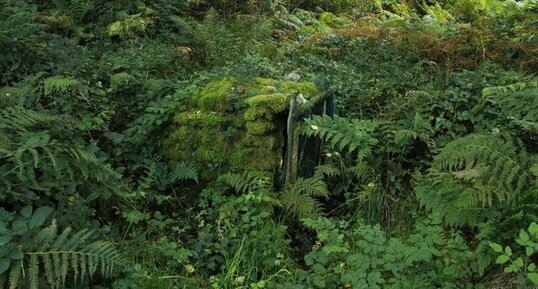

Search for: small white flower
xmin=311 ymin=125 xmax=319 ymax=130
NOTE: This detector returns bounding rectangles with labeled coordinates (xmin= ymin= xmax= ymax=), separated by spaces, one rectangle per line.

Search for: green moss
xmin=196 ymin=78 xmax=237 ymax=112
xmin=281 ymin=81 xmax=318 ymax=100
xmin=261 ymin=85 xmax=278 ymax=94
xmin=229 ymin=134 xmax=283 ymax=172
xmin=319 ymin=12 xmax=348 ymax=28
xmin=244 ymin=78 xmax=277 ymax=96
xmin=298 ymin=25 xmax=319 ymax=35
xmin=246 ymin=121 xmax=276 ymax=135
xmin=164 ymin=77 xmax=321 ymax=178
xmin=164 ymin=111 xmax=229 ymax=180
xmin=244 ymin=93 xmax=287 ymax=121
xmin=242 ymin=134 xmax=278 ymax=148
xmin=255 ymin=77 xmax=277 ymax=87
xmin=174 ymin=111 xmax=223 ymax=126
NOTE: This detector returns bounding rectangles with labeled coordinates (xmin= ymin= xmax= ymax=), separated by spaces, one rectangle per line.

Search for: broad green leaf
xmin=527 ymin=247 xmax=534 ymax=256
xmin=12 ymin=220 xmax=28 ymax=235
xmin=528 ymin=273 xmax=538 ymax=285
xmin=9 ymin=249 xmax=23 ymax=260
xmin=496 ymin=255 xmax=509 ymax=264
xmin=20 ymin=205 xmax=32 ymax=218
xmin=504 ymin=264 xmax=518 ymax=273
xmin=489 ymin=242 xmax=503 ymax=253
xmin=0 ymin=258 xmax=10 ymax=274
xmin=530 ymin=223 xmax=538 ymax=236
xmin=518 ymin=230 xmax=530 ymax=244
xmin=367 ymin=271 xmax=384 ymax=285
xmin=528 ymin=263 xmax=536 ymax=272
xmin=29 ymin=206 xmax=53 ymax=229
xmin=312 ymin=276 xmax=325 ymax=288
xmin=0 ymin=235 xmax=11 ymax=246
xmin=304 ymin=255 xmax=314 ymax=266
xmin=505 ymin=246 xmax=512 ymax=257
xmin=312 ymin=263 xmax=326 ymax=274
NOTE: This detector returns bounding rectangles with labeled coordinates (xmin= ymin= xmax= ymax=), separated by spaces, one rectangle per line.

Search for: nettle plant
xmin=489 ymin=222 xmax=538 ymax=288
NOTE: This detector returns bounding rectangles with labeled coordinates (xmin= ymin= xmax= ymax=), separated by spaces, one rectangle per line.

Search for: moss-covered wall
xmin=164 ymin=77 xmax=319 ymax=180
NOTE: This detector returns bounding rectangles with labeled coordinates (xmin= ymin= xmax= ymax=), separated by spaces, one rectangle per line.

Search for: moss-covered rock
xmin=196 ymin=78 xmax=237 ymax=112
xmin=164 ymin=76 xmax=320 ymax=180
xmin=164 ymin=111 xmax=229 ymax=179
xmin=244 ymin=93 xmax=287 ymax=121
xmin=245 ymin=121 xmax=277 ymax=135
xmin=281 ymin=81 xmax=318 ymax=100
xmin=229 ymin=134 xmax=283 ymax=172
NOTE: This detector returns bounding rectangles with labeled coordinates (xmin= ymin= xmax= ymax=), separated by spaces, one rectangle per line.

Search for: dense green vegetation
xmin=1 ymin=0 xmax=537 ymax=288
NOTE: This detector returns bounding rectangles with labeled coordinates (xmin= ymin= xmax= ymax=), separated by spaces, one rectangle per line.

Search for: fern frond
xmin=0 ymin=106 xmax=121 ymax=201
xmin=433 ymin=134 xmax=531 ymax=199
xmin=415 ymin=133 xmax=534 ymax=227
xmin=43 ymin=76 xmax=80 ymax=96
xmin=110 ymin=72 xmax=136 ymax=89
xmin=219 ymin=171 xmax=273 ymax=194
xmin=168 ymin=162 xmax=198 ymax=184
xmin=0 ymin=107 xmax=67 ymax=133
xmin=3 ymin=222 xmax=124 ymax=289
xmin=8 ymin=261 xmax=22 ymax=289
xmin=280 ymin=177 xmax=329 ymax=220
xmin=280 ymin=189 xmax=323 ymax=220
xmin=393 ymin=129 xmax=418 ymax=145
xmin=302 ymin=115 xmax=378 ymax=159
xmin=482 ymin=81 xmax=538 ymax=97
xmin=286 ymin=177 xmax=329 ymax=198
xmin=479 ymin=81 xmax=538 ymax=140
xmin=346 ymin=161 xmax=376 ymax=182
xmin=313 ymin=164 xmax=341 ymax=179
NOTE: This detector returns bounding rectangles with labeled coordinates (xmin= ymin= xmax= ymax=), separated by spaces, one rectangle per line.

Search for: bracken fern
xmin=3 ymin=221 xmax=124 ymax=289
xmin=301 ymin=115 xmax=378 ymax=159
xmin=416 ymin=133 xmax=536 ymax=226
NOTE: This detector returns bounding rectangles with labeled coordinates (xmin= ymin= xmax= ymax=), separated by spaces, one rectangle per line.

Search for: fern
xmin=219 ymin=170 xmax=273 ymax=194
xmin=416 ymin=133 xmax=536 ymax=227
xmin=313 ymin=163 xmax=341 ymax=179
xmin=219 ymin=171 xmax=329 ymax=220
xmin=280 ymin=177 xmax=329 ymax=220
xmin=43 ymin=76 xmax=80 ymax=97
xmin=433 ymin=134 xmax=532 ymax=199
xmin=482 ymin=81 xmax=538 ymax=98
xmin=138 ymin=156 xmax=198 ymax=191
xmin=110 ymin=72 xmax=137 ymax=90
xmin=3 ymin=221 xmax=123 ymax=289
xmin=107 ymin=13 xmax=148 ymax=38
xmin=167 ymin=162 xmax=198 ymax=184
xmin=0 ymin=106 xmax=67 ymax=133
xmin=478 ymin=81 xmax=538 ymax=141
xmin=301 ymin=115 xmax=378 ymax=159
xmin=0 ymin=106 xmax=121 ymax=202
